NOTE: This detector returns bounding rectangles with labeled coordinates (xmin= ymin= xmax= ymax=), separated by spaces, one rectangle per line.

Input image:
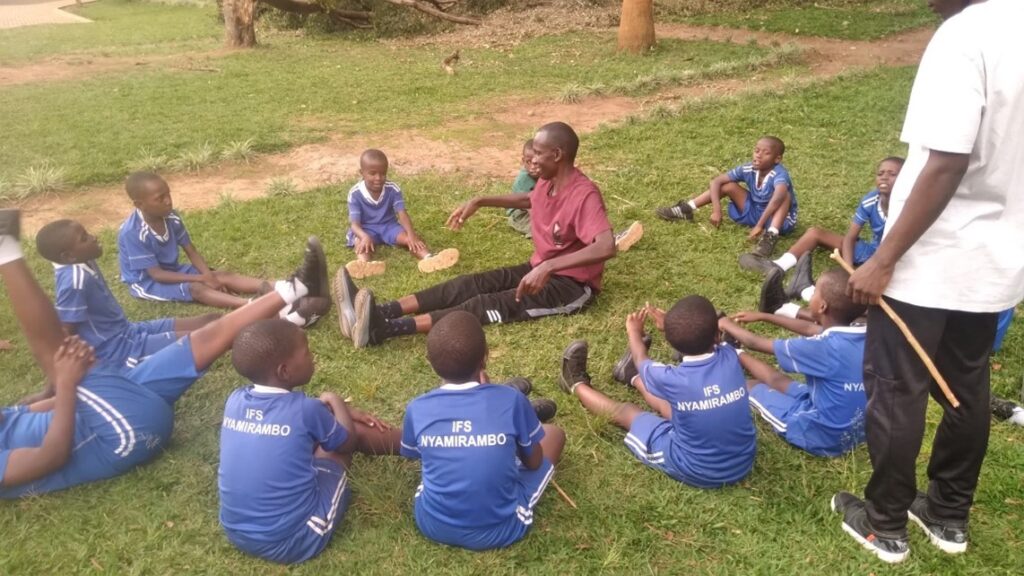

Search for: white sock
xmin=801 ymin=285 xmax=816 ymax=302
xmin=773 ymin=252 xmax=798 ymax=272
xmin=0 ymin=236 xmax=24 ymax=267
xmin=775 ymin=302 xmax=801 ymax=319
xmin=1009 ymin=407 xmax=1024 ymax=427
xmin=274 ymin=279 xmax=308 ymax=305
xmin=767 ymin=226 xmax=779 ymax=235
xmin=629 ymin=375 xmax=640 ymax=388
xmin=687 ymin=200 xmax=697 ymax=210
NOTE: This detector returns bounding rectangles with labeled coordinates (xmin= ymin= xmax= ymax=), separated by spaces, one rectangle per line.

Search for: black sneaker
xmin=0 ymin=209 xmax=20 ymax=240
xmin=352 ymin=289 xmax=386 ymax=348
xmin=332 ymin=265 xmax=358 ymax=339
xmin=612 ymin=333 xmax=652 ymax=386
xmin=831 ymin=492 xmax=910 ymax=564
xmin=752 ymin=231 xmax=779 ymax=258
xmin=281 ymin=296 xmax=331 ymax=328
xmin=759 ymin=266 xmax=789 ymax=314
xmin=293 ymin=236 xmax=329 ymax=300
xmin=503 ymin=377 xmax=533 ymax=396
xmin=531 ymin=398 xmax=557 ymax=423
xmin=654 ymin=201 xmax=694 ymax=222
xmin=991 ymin=395 xmax=1020 ymax=421
xmin=559 ymin=340 xmax=590 ymax=394
xmin=787 ymin=251 xmax=814 ymax=299
xmin=738 ymin=253 xmax=781 ymax=275
xmin=908 ymin=492 xmax=968 ymax=554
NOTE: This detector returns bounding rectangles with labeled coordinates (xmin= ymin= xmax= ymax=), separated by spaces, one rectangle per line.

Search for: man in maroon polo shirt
xmin=343 ymin=121 xmax=617 ymax=348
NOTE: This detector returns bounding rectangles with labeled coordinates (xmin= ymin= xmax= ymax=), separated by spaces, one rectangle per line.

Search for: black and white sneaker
xmin=908 ymin=492 xmax=968 ymax=554
xmin=759 ymin=266 xmax=789 ymax=314
xmin=332 ymin=265 xmax=358 ymax=339
xmin=531 ymin=398 xmax=557 ymax=423
xmin=612 ymin=333 xmax=652 ymax=386
xmin=831 ymin=492 xmax=910 ymax=564
xmin=787 ymin=251 xmax=814 ymax=299
xmin=654 ymin=201 xmax=694 ymax=222
xmin=752 ymin=231 xmax=779 ymax=259
xmin=352 ymin=289 xmax=386 ymax=348
xmin=503 ymin=377 xmax=533 ymax=396
xmin=738 ymin=253 xmax=781 ymax=275
xmin=0 ymin=209 xmax=21 ymax=240
xmin=280 ymin=296 xmax=331 ymax=328
xmin=559 ymin=340 xmax=591 ymax=394
xmin=292 ymin=236 xmax=329 ymax=300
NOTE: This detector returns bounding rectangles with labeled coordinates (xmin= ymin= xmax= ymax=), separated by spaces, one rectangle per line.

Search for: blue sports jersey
xmin=852 ymin=189 xmax=887 ymax=248
xmin=347 ymin=181 xmax=406 ymax=227
xmin=727 ymin=162 xmax=799 ymax=216
xmin=117 ymin=209 xmax=192 ymax=284
xmin=219 ymin=386 xmax=349 ymax=544
xmin=53 ymin=262 xmax=130 ymax=351
xmin=401 ymin=383 xmax=544 ymax=531
xmin=772 ymin=326 xmax=867 ymax=449
xmin=635 ymin=345 xmax=756 ymax=488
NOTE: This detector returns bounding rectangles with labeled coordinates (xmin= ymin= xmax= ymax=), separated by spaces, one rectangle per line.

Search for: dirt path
xmin=12 ymin=23 xmax=934 ymax=233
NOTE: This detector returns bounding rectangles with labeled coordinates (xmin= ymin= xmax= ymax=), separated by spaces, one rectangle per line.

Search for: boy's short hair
xmin=426 ymin=311 xmax=486 ymax=383
xmin=817 ymin=269 xmax=866 ymax=324
xmin=760 ymin=135 xmax=785 ymax=156
xmin=231 ymin=319 xmax=304 ymax=384
xmin=536 ymin=122 xmax=579 ymax=163
xmin=522 ymin=138 xmax=535 ymax=152
xmin=360 ymin=149 xmax=389 ymax=168
xmin=664 ymin=295 xmax=719 ymax=356
xmin=35 ymin=219 xmax=76 ymax=263
xmin=880 ymin=156 xmax=905 ymax=167
xmin=125 ymin=171 xmax=165 ymax=201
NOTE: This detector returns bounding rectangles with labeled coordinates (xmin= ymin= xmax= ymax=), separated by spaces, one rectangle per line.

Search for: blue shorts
xmin=853 ymin=240 xmax=877 ymax=265
xmin=0 ymin=336 xmax=202 ymax=498
xmin=413 ymin=458 xmax=554 ymax=551
xmin=127 ymin=263 xmax=199 ymax=302
xmin=624 ymin=412 xmax=746 ymax=489
xmin=94 ymin=318 xmax=177 ymax=369
xmin=728 ymin=197 xmax=797 ymax=235
xmin=748 ymin=382 xmax=861 ymax=457
xmin=226 ymin=458 xmax=351 ymax=564
xmin=346 ymin=222 xmax=405 ymax=248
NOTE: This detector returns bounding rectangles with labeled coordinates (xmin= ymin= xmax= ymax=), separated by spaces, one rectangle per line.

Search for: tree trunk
xmin=617 ymin=0 xmax=655 ymax=54
xmin=224 ymin=0 xmax=258 ymax=48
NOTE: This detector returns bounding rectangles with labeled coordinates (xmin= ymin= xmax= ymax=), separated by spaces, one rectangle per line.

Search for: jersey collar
xmin=821 ymin=325 xmax=867 ymax=336
xmin=251 ymin=384 xmax=290 ymax=394
xmin=357 ymin=181 xmax=387 ymax=205
xmin=440 ymin=381 xmax=480 ymax=391
xmin=682 ymin=350 xmax=716 ymax=363
xmin=52 ymin=261 xmax=98 ymax=276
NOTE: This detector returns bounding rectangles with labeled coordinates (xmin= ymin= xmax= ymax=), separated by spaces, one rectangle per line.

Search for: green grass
xmin=0 ymin=0 xmax=222 ymax=66
xmin=672 ymin=0 xmax=936 ymax=40
xmin=0 ymin=32 xmax=781 ymax=188
xmin=2 ymin=67 xmax=1022 ymax=574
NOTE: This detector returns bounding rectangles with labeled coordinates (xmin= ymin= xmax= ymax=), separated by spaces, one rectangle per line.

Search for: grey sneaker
xmin=752 ymin=230 xmax=779 ymax=258
xmin=559 ymin=340 xmax=590 ymax=394
xmin=759 ymin=266 xmax=789 ymax=314
xmin=531 ymin=398 xmax=557 ymax=423
xmin=503 ymin=377 xmax=533 ymax=396
xmin=831 ymin=492 xmax=910 ymax=564
xmin=612 ymin=333 xmax=652 ymax=386
xmin=787 ymin=251 xmax=814 ymax=299
xmin=655 ymin=201 xmax=694 ymax=222
xmin=739 ymin=253 xmax=781 ymax=275
xmin=352 ymin=289 xmax=386 ymax=348
xmin=908 ymin=492 xmax=968 ymax=554
xmin=332 ymin=265 xmax=358 ymax=339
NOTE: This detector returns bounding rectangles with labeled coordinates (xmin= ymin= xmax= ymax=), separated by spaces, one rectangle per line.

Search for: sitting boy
xmin=218 ymin=319 xmax=400 ymax=564
xmin=740 ymin=157 xmax=904 ymax=279
xmin=558 ymin=296 xmax=756 ymax=488
xmin=655 ymin=136 xmax=798 ymax=259
xmin=400 ymin=311 xmax=565 ymax=551
xmin=345 ymin=149 xmax=459 ymax=279
xmin=507 ymin=138 xmax=540 ymax=238
xmin=117 ymin=171 xmax=273 ymax=309
xmin=36 ymin=219 xmax=219 ymax=369
xmin=0 ymin=208 xmax=331 ymax=498
xmin=719 ymin=268 xmax=868 ymax=457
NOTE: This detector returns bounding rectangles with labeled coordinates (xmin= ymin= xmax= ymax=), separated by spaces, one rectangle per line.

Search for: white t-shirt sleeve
xmin=900 ymin=21 xmax=985 ymax=154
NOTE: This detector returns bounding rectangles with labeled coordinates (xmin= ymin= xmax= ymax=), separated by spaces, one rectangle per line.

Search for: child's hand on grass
xmin=748 ymin=226 xmax=763 ymax=240
xmin=52 ymin=336 xmax=95 ymax=392
xmin=407 ymin=235 xmax=427 ymax=255
xmin=356 ymin=236 xmax=376 ymax=255
xmin=710 ymin=208 xmax=722 ymax=228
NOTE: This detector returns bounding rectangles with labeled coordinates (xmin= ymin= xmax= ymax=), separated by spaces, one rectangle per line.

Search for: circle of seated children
xmin=0 ymin=121 xmax=1013 ymax=566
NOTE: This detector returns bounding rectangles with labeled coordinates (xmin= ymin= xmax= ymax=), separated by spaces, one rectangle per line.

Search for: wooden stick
xmin=551 ymin=479 xmax=577 ymax=509
xmin=829 ymin=250 xmax=960 ymax=408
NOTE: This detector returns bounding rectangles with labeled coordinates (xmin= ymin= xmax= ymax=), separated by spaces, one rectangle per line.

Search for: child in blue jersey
xmin=720 ymin=268 xmax=868 ymax=457
xmin=656 ymin=136 xmax=798 ymax=259
xmin=559 ymin=295 xmax=757 ymax=489
xmin=344 ymin=149 xmax=459 ymax=279
xmin=400 ymin=311 xmax=566 ymax=551
xmin=117 ymin=172 xmax=272 ymax=309
xmin=507 ymin=138 xmax=540 ymax=238
xmin=35 ymin=219 xmax=219 ymax=369
xmin=0 ymin=209 xmax=333 ymax=498
xmin=218 ymin=319 xmax=400 ymax=564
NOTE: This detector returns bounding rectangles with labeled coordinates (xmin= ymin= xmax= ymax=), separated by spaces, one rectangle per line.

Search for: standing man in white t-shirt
xmin=830 ymin=0 xmax=1024 ymax=564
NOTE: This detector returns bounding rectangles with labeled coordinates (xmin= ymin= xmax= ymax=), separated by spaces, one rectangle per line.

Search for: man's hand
xmin=643 ymin=303 xmax=666 ymax=332
xmin=732 ymin=310 xmax=765 ymax=324
xmin=710 ymin=208 xmax=722 ymax=228
xmin=350 ymin=409 xmax=392 ymax=432
xmin=747 ymin=225 xmax=763 ymax=241
xmin=406 ymin=235 xmax=427 ymax=255
xmin=625 ymin=309 xmax=647 ymax=337
xmin=848 ymin=256 xmax=894 ymax=305
xmin=514 ymin=262 xmax=552 ymax=302
xmin=446 ymin=200 xmax=479 ymax=230
xmin=52 ymin=336 xmax=95 ymax=391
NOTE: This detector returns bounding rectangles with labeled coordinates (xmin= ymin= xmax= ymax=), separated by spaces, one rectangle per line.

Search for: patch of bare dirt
xmin=0 ymin=49 xmax=231 ymax=88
